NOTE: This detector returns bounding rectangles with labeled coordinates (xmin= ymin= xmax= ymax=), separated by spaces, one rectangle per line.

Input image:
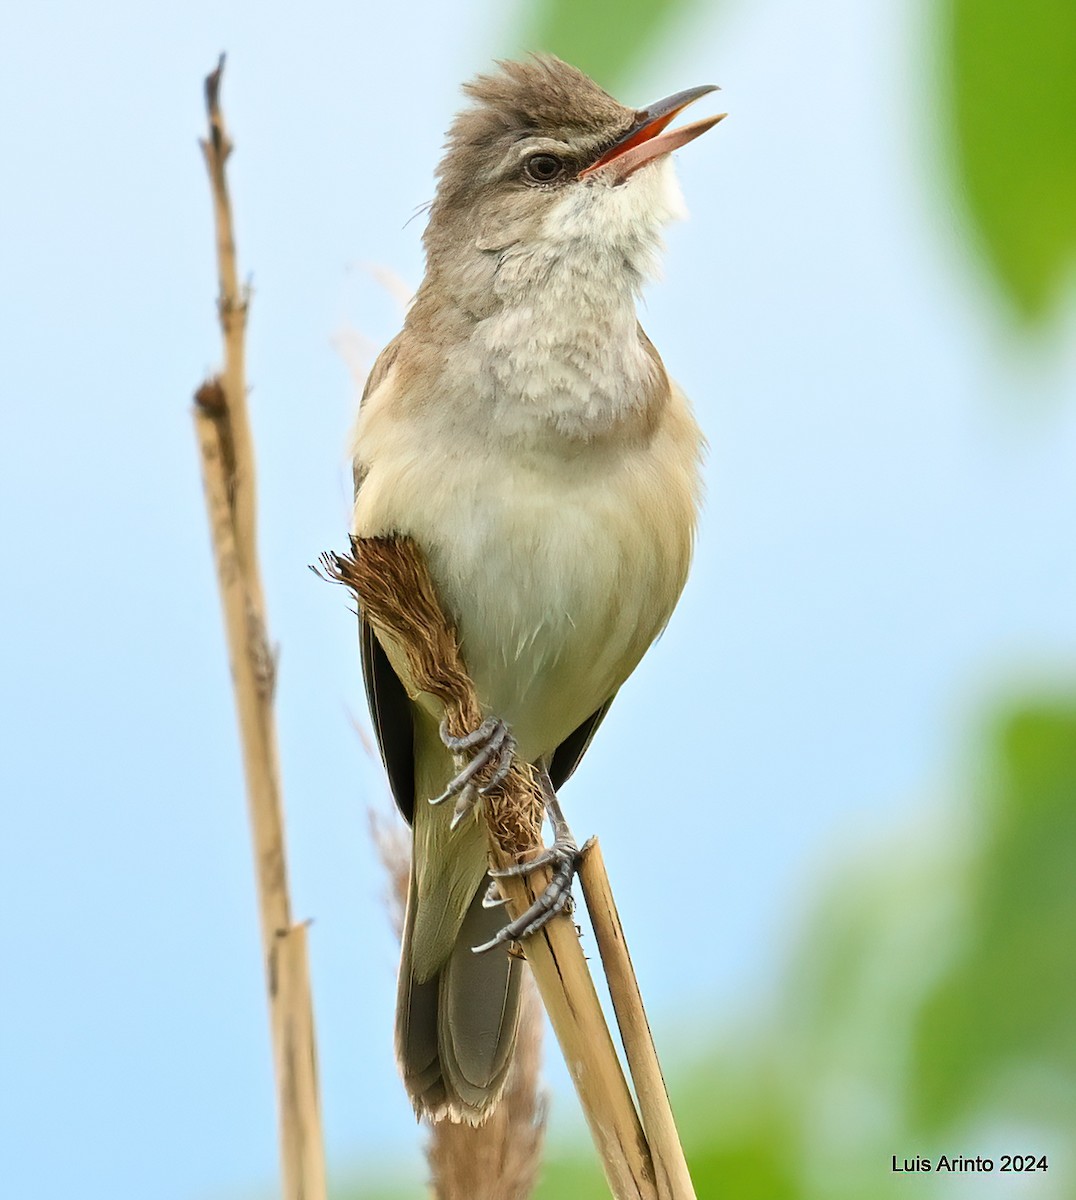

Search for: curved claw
xmin=489 ymin=849 xmax=555 ymax=878
xmin=439 ymin=715 xmax=498 ymax=752
xmin=478 ymin=733 xmax=516 ymax=795
xmin=471 ymin=877 xmax=574 ymax=953
xmin=430 ymin=720 xmax=512 ymax=807
xmin=488 ymin=837 xmax=576 ymax=878
xmin=481 ymin=879 xmax=509 ymax=908
xmin=448 ymin=784 xmax=479 ymax=830
xmin=472 ymin=846 xmax=578 ymax=953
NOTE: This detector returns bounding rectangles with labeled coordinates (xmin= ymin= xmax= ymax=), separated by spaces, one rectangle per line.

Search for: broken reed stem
xmin=579 ymin=844 xmax=696 ymax=1200
xmin=319 ymin=536 xmax=665 ymax=1200
xmin=195 ymin=55 xmax=327 ymax=1200
xmin=489 ymin=861 xmax=658 ymax=1200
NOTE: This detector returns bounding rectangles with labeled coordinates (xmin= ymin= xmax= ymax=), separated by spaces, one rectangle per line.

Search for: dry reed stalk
xmin=319 ymin=536 xmax=668 ymax=1200
xmin=579 ymin=843 xmax=695 ymax=1200
xmin=194 ymin=56 xmax=327 ymax=1200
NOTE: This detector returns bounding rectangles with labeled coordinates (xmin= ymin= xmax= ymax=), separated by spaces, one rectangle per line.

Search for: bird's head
xmin=422 ymin=56 xmax=723 ymax=290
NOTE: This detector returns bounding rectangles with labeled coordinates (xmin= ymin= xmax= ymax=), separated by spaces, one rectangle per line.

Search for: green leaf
xmin=908 ymin=702 xmax=1076 ymax=1129
xmin=515 ymin=0 xmax=705 ymax=91
xmin=944 ymin=0 xmax=1076 ymax=321
xmin=532 ymin=1118 xmax=803 ymax=1200
xmin=532 ymin=1155 xmax=609 ymax=1200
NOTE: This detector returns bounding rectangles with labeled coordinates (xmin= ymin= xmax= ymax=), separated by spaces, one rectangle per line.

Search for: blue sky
xmin=2 ymin=1 xmax=1075 ymax=1198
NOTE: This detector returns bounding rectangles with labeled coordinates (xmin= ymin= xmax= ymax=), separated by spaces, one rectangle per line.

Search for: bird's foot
xmin=429 ymin=715 xmax=516 ymax=830
xmin=472 ymin=832 xmax=580 ymax=953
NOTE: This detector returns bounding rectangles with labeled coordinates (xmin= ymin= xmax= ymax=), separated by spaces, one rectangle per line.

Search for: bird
xmin=351 ymin=54 xmax=721 ymax=1124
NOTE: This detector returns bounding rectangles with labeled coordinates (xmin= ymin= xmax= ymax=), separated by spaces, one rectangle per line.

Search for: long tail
xmin=396 ymin=868 xmax=523 ymax=1122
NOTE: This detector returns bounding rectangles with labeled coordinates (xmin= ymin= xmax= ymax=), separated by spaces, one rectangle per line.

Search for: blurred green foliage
xmin=908 ymin=704 xmax=1076 ymax=1130
xmin=943 ymin=0 xmax=1076 ymax=322
xmin=532 ymin=709 xmax=1074 ymax=1199
xmin=514 ymin=0 xmax=704 ymax=92
xmin=339 ymin=701 xmax=1076 ymax=1197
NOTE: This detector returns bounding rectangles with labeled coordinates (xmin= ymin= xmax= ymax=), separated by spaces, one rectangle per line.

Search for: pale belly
xmin=355 ymin=428 xmax=697 ymax=764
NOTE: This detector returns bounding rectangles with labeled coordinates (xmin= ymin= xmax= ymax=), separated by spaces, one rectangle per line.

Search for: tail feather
xmin=396 ymin=967 xmax=444 ymax=1102
xmin=397 ymin=877 xmax=523 ymax=1122
xmin=438 ymin=893 xmax=523 ymax=1110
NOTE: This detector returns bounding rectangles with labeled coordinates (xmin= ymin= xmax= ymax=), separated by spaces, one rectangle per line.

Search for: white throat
xmin=459 ymin=159 xmax=687 ymax=443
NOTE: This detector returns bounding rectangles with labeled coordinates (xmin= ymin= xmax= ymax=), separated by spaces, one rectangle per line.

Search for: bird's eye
xmin=523 ymin=153 xmax=565 ymax=184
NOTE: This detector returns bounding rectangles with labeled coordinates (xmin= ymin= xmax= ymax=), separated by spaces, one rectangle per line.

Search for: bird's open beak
xmin=580 ymin=85 xmax=725 ymax=183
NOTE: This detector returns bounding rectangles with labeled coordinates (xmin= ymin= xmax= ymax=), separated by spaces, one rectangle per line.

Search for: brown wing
xmin=361 ymin=618 xmax=417 ymax=822
xmin=354 ymin=335 xmax=418 ymax=822
xmin=549 ymin=697 xmax=615 ymax=791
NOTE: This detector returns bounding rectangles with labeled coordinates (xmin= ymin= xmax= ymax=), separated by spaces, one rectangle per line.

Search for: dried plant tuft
xmin=425 ymin=976 xmax=548 ymax=1200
